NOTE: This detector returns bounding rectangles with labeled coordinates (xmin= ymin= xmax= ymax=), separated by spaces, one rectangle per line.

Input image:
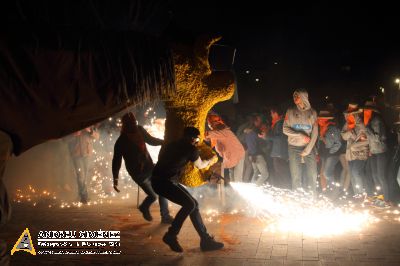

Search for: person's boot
xmin=139 ymin=204 xmax=153 ymax=221
xmin=200 ymin=234 xmax=224 ymax=251
xmin=162 ymin=232 xmax=183 ymax=252
xmin=161 ymin=215 xmax=174 ymax=224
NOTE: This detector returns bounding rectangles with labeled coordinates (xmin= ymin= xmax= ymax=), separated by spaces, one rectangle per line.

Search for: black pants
xmin=152 ymin=177 xmax=208 ymax=238
xmin=272 ymin=157 xmax=291 ymax=189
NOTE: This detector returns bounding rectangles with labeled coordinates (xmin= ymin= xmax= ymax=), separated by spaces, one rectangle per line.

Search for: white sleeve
xmin=193 ymin=157 xmax=211 ymax=169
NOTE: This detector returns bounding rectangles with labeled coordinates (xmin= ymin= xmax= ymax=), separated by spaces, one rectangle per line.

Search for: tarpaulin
xmin=0 ymin=0 xmax=176 ymax=155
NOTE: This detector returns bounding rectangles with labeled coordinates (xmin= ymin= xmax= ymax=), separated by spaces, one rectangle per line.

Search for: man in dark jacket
xmin=151 ymin=127 xmax=223 ymax=252
xmin=112 ymin=112 xmax=173 ymax=224
xmin=317 ymin=110 xmax=345 ymax=191
xmin=264 ymin=106 xmax=290 ymax=188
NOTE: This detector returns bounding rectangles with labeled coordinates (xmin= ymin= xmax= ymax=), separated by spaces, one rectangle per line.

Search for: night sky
xmin=171 ymin=1 xmax=400 ymax=110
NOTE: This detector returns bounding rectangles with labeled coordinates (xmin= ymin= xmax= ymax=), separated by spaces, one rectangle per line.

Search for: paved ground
xmin=1 ymin=192 xmax=400 ymax=266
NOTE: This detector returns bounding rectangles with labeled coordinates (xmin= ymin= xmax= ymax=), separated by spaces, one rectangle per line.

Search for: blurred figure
xmin=0 ymin=130 xmax=12 ymax=224
xmin=244 ymin=124 xmax=269 ymax=185
xmin=205 ymin=113 xmax=245 ymax=185
xmin=341 ymin=103 xmax=369 ymax=197
xmin=112 ymin=112 xmax=173 ymax=224
xmin=317 ymin=110 xmax=344 ymax=192
xmin=262 ymin=106 xmax=290 ymax=188
xmin=252 ymin=113 xmax=270 ymax=161
xmin=283 ymin=89 xmax=318 ymax=194
xmin=363 ymin=101 xmax=390 ymax=206
xmin=0 ymin=131 xmax=11 ymax=266
xmin=235 ymin=114 xmax=254 ymax=182
xmin=151 ymin=127 xmax=223 ymax=252
xmin=67 ymin=126 xmax=99 ymax=203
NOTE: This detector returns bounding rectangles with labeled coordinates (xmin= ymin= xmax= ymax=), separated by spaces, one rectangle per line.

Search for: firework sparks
xmin=13 ymin=107 xmax=166 ymax=209
xmin=230 ymin=182 xmax=379 ymax=237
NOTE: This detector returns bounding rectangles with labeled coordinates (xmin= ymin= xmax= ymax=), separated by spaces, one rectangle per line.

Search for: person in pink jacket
xmin=205 ymin=114 xmax=245 ymax=186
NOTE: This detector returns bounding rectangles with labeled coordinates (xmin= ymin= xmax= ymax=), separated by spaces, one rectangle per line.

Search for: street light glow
xmin=395 ymin=78 xmax=400 ymax=84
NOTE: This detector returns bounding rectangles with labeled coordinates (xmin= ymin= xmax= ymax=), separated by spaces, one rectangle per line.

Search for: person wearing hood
xmin=341 ymin=103 xmax=369 ymax=197
xmin=363 ymin=101 xmax=390 ymax=204
xmin=205 ymin=113 xmax=245 ymax=185
xmin=283 ymin=89 xmax=318 ymax=193
xmin=112 ymin=112 xmax=173 ymax=224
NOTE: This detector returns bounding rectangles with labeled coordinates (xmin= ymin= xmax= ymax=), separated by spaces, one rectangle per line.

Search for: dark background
xmin=170 ymin=1 xmax=400 ymax=112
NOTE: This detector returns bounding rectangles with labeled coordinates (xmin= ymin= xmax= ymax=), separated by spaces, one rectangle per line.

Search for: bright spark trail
xmin=230 ymin=182 xmax=379 ymax=237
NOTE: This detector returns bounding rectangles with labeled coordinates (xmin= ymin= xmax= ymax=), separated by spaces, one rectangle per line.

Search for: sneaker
xmin=161 ymin=215 xmax=174 ymax=224
xmin=372 ymin=198 xmax=391 ymax=209
xmin=139 ymin=205 xmax=153 ymax=221
xmin=162 ymin=232 xmax=183 ymax=252
xmin=200 ymin=235 xmax=224 ymax=251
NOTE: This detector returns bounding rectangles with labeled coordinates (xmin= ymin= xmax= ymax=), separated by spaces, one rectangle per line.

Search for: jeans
xmin=250 ymin=155 xmax=269 ymax=185
xmin=72 ymin=156 xmax=90 ymax=201
xmin=138 ymin=178 xmax=170 ymax=219
xmin=323 ymin=155 xmax=340 ymax=187
xmin=152 ymin=177 xmax=208 ymax=238
xmin=288 ymin=145 xmax=318 ymax=193
xmin=223 ymin=168 xmax=234 ymax=186
xmin=339 ymin=154 xmax=351 ymax=191
xmin=348 ymin=159 xmax=367 ymax=195
xmin=368 ymin=153 xmax=389 ymax=199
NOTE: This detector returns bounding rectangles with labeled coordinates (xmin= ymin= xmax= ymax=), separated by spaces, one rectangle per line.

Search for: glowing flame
xmin=143 ymin=117 xmax=165 ymax=163
xmin=230 ymin=182 xmax=378 ymax=237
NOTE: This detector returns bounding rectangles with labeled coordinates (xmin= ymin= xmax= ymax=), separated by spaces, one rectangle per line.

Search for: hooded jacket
xmin=341 ymin=112 xmax=369 ymax=161
xmin=322 ymin=124 xmax=343 ymax=155
xmin=112 ymin=125 xmax=163 ymax=183
xmin=206 ymin=127 xmax=245 ymax=169
xmin=283 ymin=90 xmax=318 ymax=156
xmin=365 ymin=112 xmax=387 ymax=154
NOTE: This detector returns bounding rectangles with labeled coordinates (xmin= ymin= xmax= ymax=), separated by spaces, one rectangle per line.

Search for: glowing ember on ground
xmin=230 ymin=182 xmax=380 ymax=237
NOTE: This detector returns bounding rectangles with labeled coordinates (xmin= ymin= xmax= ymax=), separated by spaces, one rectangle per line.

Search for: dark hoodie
xmin=112 ymin=125 xmax=163 ymax=183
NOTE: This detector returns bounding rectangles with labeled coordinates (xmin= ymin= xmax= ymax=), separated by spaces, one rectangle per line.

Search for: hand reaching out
xmin=210 ymin=155 xmax=219 ymax=165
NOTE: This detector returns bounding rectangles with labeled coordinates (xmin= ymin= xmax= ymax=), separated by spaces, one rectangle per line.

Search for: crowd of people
xmin=208 ymin=89 xmax=400 ymax=208
xmin=61 ymin=88 xmax=400 ymax=253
